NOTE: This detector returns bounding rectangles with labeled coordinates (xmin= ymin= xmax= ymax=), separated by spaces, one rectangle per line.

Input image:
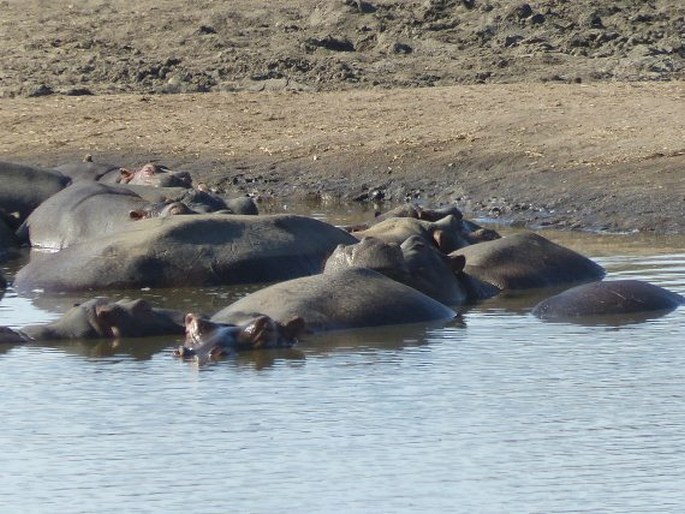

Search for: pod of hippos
xmin=1 ymin=159 xmax=682 ymax=363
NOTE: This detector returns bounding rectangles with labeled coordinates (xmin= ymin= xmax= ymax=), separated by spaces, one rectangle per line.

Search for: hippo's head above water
xmin=175 ymin=313 xmax=305 ymax=363
xmin=118 ymin=163 xmax=193 ymax=188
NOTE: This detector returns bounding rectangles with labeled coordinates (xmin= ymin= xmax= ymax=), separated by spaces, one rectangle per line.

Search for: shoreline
xmin=1 ymin=82 xmax=683 ymax=234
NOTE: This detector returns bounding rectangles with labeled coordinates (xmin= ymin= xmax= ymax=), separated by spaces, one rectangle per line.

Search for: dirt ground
xmin=0 ymin=0 xmax=683 ymax=233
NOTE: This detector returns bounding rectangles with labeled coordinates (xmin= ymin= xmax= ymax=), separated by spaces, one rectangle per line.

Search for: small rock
xmin=27 ymin=84 xmax=53 ymax=97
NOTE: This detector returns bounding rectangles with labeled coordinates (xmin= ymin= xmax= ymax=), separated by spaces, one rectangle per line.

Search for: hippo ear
xmin=432 ymin=229 xmax=448 ymax=253
xmin=129 ymin=209 xmax=146 ymax=220
xmin=281 ymin=317 xmax=306 ymax=339
xmin=119 ymin=168 xmax=134 ymax=183
xmin=449 ymin=253 xmax=466 ymax=273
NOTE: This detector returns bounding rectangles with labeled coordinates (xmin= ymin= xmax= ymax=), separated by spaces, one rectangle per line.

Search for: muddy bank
xmin=0 ymin=1 xmax=683 ymax=234
xmin=1 ymin=82 xmax=683 ymax=234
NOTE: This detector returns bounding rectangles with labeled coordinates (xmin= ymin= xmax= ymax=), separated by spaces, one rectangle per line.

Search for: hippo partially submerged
xmin=24 ymin=298 xmax=184 ymax=341
xmin=211 ymin=267 xmax=457 ymax=333
xmin=22 ymin=298 xmax=185 ymax=340
xmin=532 ymin=279 xmax=684 ymax=323
xmin=14 ymin=214 xmax=358 ymax=293
xmin=453 ymin=232 xmax=606 ymax=298
xmin=175 ymin=313 xmax=305 ymax=363
xmin=324 ymin=236 xmax=471 ymax=305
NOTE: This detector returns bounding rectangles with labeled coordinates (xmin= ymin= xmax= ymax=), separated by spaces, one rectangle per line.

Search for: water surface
xmin=1 ymin=226 xmax=683 ymax=513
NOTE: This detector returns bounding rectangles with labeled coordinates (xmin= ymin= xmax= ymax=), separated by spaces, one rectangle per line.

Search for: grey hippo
xmin=22 ymin=298 xmax=186 ymax=341
xmin=0 ymin=160 xmax=71 ymax=224
xmin=532 ymin=279 xmax=684 ymax=323
xmin=14 ymin=214 xmax=358 ymax=293
xmin=452 ymin=232 xmax=606 ymax=299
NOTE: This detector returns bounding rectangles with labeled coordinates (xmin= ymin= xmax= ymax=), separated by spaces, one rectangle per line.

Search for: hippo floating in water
xmin=175 ymin=313 xmax=305 ymax=363
xmin=452 ymin=232 xmax=606 ymax=299
xmin=211 ymin=267 xmax=457 ymax=333
xmin=532 ymin=279 xmax=684 ymax=323
xmin=0 ymin=326 xmax=33 ymax=345
xmin=22 ymin=298 xmax=185 ymax=341
xmin=14 ymin=214 xmax=358 ymax=293
xmin=0 ymin=161 xmax=71 ymax=224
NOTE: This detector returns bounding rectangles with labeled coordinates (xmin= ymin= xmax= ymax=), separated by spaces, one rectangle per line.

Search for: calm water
xmin=1 ymin=222 xmax=684 ymax=514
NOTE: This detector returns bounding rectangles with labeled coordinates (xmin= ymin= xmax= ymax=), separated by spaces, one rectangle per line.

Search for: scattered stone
xmin=27 ymin=84 xmax=53 ymax=97
xmin=304 ymin=35 xmax=355 ymax=52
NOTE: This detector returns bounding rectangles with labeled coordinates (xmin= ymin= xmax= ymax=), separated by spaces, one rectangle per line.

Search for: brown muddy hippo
xmin=118 ymin=163 xmax=193 ymax=188
xmin=532 ymin=279 xmax=684 ymax=323
xmin=22 ymin=298 xmax=185 ymax=340
xmin=324 ymin=235 xmax=473 ymax=305
xmin=211 ymin=267 xmax=457 ymax=333
xmin=17 ymin=181 xmax=194 ymax=250
xmin=452 ymin=232 xmax=606 ymax=299
xmin=14 ymin=214 xmax=358 ymax=293
xmin=0 ymin=161 xmax=71 ymax=223
xmin=175 ymin=313 xmax=305 ymax=362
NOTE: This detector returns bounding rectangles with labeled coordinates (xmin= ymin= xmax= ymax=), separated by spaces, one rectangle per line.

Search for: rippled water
xmin=1 ymin=227 xmax=684 ymax=514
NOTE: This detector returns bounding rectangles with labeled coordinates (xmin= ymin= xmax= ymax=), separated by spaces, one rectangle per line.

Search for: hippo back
xmin=0 ymin=161 xmax=71 ymax=222
xmin=533 ymin=280 xmax=685 ymax=321
xmin=454 ymin=232 xmax=605 ymax=291
xmin=14 ymin=214 xmax=358 ymax=293
xmin=212 ymin=267 xmax=457 ymax=332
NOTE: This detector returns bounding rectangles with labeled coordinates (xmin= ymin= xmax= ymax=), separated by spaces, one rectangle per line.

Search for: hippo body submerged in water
xmin=14 ymin=214 xmax=358 ymax=293
xmin=22 ymin=298 xmax=185 ymax=341
xmin=324 ymin=236 xmax=472 ymax=306
xmin=533 ymin=279 xmax=685 ymax=323
xmin=453 ymin=232 xmax=607 ymax=299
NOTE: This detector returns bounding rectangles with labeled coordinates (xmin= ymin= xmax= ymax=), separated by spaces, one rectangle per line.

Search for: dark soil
xmin=0 ymin=1 xmax=683 ymax=233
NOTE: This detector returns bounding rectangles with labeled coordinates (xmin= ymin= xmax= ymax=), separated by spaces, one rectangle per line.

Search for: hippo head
xmin=323 ymin=237 xmax=408 ymax=276
xmin=93 ymin=298 xmax=184 ymax=338
xmin=118 ymin=163 xmax=193 ymax=188
xmin=175 ymin=313 xmax=305 ymax=363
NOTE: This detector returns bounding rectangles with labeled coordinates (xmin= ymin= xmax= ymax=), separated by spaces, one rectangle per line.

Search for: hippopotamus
xmin=452 ymin=232 xmax=606 ymax=299
xmin=532 ymin=280 xmax=685 ymax=323
xmin=14 ymin=214 xmax=358 ymax=293
xmin=0 ymin=326 xmax=33 ymax=345
xmin=211 ymin=267 xmax=457 ymax=333
xmin=0 ymin=161 xmax=71 ymax=223
xmin=0 ymin=215 xmax=19 ymax=262
xmin=374 ymin=203 xmax=465 ymax=223
xmin=175 ymin=313 xmax=305 ymax=362
xmin=55 ymin=155 xmax=122 ymax=183
xmin=323 ymin=236 xmax=471 ymax=305
xmin=22 ymin=298 xmax=185 ymax=340
xmin=16 ymin=181 xmax=194 ymax=250
xmin=352 ymin=214 xmax=499 ymax=253
xmin=118 ymin=163 xmax=193 ymax=188
xmin=112 ymin=181 xmax=257 ymax=215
